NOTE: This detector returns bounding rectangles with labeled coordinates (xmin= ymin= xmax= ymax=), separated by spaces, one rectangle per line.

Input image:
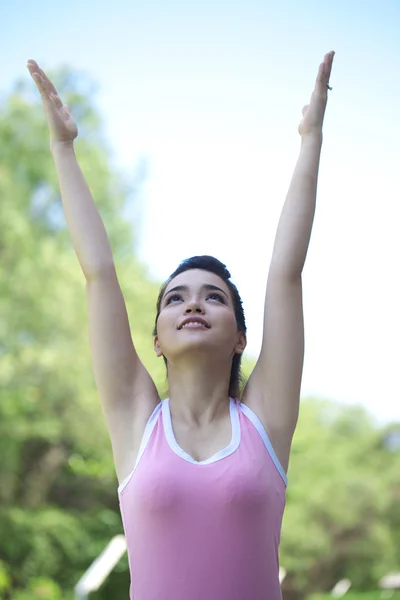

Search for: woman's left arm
xmin=243 ymin=51 xmax=335 ymax=459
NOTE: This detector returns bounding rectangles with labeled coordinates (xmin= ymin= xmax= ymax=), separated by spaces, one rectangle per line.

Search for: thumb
xmin=62 ymin=105 xmax=72 ymax=118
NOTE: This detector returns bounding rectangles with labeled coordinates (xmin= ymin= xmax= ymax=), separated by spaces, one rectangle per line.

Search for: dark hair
xmin=153 ymin=256 xmax=247 ymax=399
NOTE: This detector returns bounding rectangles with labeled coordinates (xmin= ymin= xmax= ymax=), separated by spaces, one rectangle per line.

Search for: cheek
xmin=156 ymin=313 xmax=166 ymax=336
xmin=156 ymin=310 xmax=176 ymax=337
xmin=218 ymin=310 xmax=239 ymax=333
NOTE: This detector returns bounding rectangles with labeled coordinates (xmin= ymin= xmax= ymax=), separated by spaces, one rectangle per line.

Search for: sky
xmin=2 ymin=0 xmax=399 ymax=423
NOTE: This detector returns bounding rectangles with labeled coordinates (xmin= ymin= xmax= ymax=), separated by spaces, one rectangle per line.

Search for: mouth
xmin=178 ymin=317 xmax=210 ymax=330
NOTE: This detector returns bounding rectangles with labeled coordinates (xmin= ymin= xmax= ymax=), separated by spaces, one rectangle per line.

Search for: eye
xmin=207 ymin=293 xmax=225 ymax=303
xmin=166 ymin=294 xmax=183 ymax=305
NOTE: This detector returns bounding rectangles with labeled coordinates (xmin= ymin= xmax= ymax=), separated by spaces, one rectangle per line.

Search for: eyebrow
xmin=163 ymin=284 xmax=229 ymax=300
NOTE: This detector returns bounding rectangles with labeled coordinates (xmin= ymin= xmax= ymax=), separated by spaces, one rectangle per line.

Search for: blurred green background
xmin=1 ymin=58 xmax=399 ymax=600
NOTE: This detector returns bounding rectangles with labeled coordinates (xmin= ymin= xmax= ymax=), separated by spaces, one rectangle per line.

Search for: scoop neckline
xmin=162 ymin=397 xmax=240 ymax=465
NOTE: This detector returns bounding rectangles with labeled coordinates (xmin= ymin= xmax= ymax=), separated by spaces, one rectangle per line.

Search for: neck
xmin=167 ymin=355 xmax=232 ymax=426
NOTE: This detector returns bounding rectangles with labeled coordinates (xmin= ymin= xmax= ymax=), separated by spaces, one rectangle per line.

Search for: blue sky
xmin=2 ymin=0 xmax=399 ymax=423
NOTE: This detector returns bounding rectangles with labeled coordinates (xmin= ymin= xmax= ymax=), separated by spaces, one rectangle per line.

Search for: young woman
xmin=28 ymin=50 xmax=334 ymax=600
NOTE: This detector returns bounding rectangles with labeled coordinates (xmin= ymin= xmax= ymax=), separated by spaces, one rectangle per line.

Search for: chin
xmin=172 ymin=337 xmax=230 ymax=360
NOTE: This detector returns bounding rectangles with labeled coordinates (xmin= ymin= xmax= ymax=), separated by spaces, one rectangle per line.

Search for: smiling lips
xmin=179 ymin=317 xmax=210 ymax=330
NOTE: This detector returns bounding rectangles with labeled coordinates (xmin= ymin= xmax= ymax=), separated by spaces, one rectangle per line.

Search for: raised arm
xmin=243 ymin=51 xmax=335 ymax=471
xmin=27 ymin=60 xmax=159 ymax=482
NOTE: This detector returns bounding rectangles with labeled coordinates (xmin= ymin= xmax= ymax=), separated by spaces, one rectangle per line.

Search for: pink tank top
xmin=118 ymin=397 xmax=287 ymax=600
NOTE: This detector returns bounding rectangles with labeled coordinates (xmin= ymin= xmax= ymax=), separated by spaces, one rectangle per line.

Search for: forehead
xmin=164 ymin=269 xmax=230 ymax=296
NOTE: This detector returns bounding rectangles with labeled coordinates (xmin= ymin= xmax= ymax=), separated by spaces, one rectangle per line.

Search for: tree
xmin=281 ymin=398 xmax=400 ymax=598
xmin=1 ymin=68 xmax=399 ymax=600
xmin=0 ymin=67 xmax=163 ymax=599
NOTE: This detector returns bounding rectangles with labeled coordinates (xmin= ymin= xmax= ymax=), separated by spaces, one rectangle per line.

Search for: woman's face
xmin=154 ymin=269 xmax=246 ymax=362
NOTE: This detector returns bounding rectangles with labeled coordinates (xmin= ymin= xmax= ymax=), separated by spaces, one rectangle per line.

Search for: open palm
xmin=27 ymin=59 xmax=78 ymax=145
xmin=298 ymin=51 xmax=335 ymax=137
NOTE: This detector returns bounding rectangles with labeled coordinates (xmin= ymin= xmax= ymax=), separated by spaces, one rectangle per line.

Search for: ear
xmin=235 ymin=331 xmax=247 ymax=355
xmin=154 ymin=335 xmax=164 ymax=358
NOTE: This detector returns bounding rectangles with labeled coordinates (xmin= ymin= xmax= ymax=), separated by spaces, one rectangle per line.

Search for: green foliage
xmin=281 ymin=400 xmax=400 ymax=596
xmin=10 ymin=578 xmax=63 ymax=600
xmin=0 ymin=561 xmax=11 ymax=594
xmin=1 ymin=67 xmax=399 ymax=600
xmin=0 ymin=68 xmax=162 ymax=599
xmin=309 ymin=594 xmax=400 ymax=600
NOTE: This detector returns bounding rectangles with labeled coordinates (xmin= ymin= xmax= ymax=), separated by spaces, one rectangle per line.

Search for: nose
xmin=185 ymin=301 xmax=204 ymax=315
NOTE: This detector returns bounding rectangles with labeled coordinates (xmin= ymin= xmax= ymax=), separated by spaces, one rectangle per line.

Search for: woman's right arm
xmin=28 ymin=60 xmax=160 ymax=482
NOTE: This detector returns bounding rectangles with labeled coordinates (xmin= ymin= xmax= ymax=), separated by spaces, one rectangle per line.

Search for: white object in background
xmin=331 ymin=579 xmax=352 ymax=597
xmin=379 ymin=573 xmax=400 ymax=589
xmin=75 ymin=535 xmax=127 ymax=600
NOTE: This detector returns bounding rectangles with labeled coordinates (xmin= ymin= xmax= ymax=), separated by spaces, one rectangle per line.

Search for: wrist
xmin=50 ymin=139 xmax=75 ymax=155
xmin=300 ymin=131 xmax=323 ymax=146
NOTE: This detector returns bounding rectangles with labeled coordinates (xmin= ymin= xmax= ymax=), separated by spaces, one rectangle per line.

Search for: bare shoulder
xmin=107 ymin=384 xmax=161 ymax=485
xmin=85 ymin=268 xmax=161 ymax=484
xmin=241 ymin=379 xmax=295 ymax=474
xmin=241 ymin=272 xmax=304 ymax=473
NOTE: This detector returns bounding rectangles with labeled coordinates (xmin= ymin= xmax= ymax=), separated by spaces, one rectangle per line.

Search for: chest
xmin=128 ymin=427 xmax=285 ymax=522
xmin=171 ymin=417 xmax=232 ymax=463
xmin=123 ymin=405 xmax=286 ymax=521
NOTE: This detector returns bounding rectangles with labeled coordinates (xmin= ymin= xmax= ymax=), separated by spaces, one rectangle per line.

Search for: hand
xmin=27 ymin=59 xmax=78 ymax=147
xmin=298 ymin=51 xmax=335 ymax=138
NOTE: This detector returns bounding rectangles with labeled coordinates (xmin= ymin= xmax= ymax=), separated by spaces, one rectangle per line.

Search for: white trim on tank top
xmin=239 ymin=402 xmax=288 ymax=486
xmin=163 ymin=397 xmax=240 ymax=466
xmin=118 ymin=397 xmax=287 ymax=494
xmin=118 ymin=401 xmax=162 ymax=494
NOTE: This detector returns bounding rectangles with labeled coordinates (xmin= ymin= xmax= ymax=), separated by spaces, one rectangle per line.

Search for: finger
xmin=61 ymin=105 xmax=71 ymax=119
xmin=29 ymin=71 xmax=48 ymax=97
xmin=28 ymin=62 xmax=64 ymax=109
xmin=29 ymin=72 xmax=62 ymax=116
xmin=315 ymin=51 xmax=335 ymax=90
xmin=50 ymin=91 xmax=63 ymax=110
xmin=315 ymin=62 xmax=327 ymax=92
xmin=36 ymin=65 xmax=59 ymax=98
xmin=27 ymin=59 xmax=39 ymax=69
xmin=28 ymin=60 xmax=59 ymax=98
xmin=324 ymin=50 xmax=335 ymax=83
xmin=320 ymin=51 xmax=334 ymax=91
xmin=27 ymin=61 xmax=49 ymax=96
xmin=302 ymin=105 xmax=309 ymax=116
